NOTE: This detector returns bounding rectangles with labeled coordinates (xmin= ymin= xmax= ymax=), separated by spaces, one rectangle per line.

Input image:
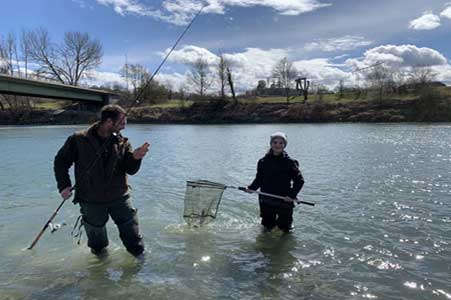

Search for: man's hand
xmin=60 ymin=187 xmax=72 ymax=200
xmin=133 ymin=142 xmax=150 ymax=160
xmin=245 ymin=187 xmax=254 ymax=194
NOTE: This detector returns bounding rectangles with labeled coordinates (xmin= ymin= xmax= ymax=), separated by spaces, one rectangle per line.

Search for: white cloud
xmin=304 ymin=35 xmax=373 ymax=52
xmin=82 ymin=70 xmax=126 ymax=87
xmin=95 ymin=0 xmax=330 ymax=25
xmin=440 ymin=5 xmax=451 ymax=19
xmin=0 ymin=58 xmax=7 ymax=70
xmin=346 ymin=44 xmax=448 ymax=69
xmin=163 ymin=45 xmax=219 ymax=65
xmin=343 ymin=44 xmax=451 ymax=87
xmin=408 ymin=12 xmax=441 ymax=30
xmin=431 ymin=64 xmax=451 ymax=84
xmin=85 ymin=45 xmax=451 ymax=92
xmin=163 ymin=45 xmax=353 ymax=91
xmin=297 ymin=45 xmax=449 ymax=88
xmin=292 ymin=58 xmax=348 ymax=88
xmin=155 ymin=72 xmax=188 ymax=91
xmin=212 ymin=0 xmax=330 ymax=16
xmin=162 ymin=44 xmax=451 ymax=91
xmin=96 ymin=0 xmax=155 ymax=16
xmin=333 ymin=54 xmax=349 ymax=60
xmin=162 ymin=45 xmax=290 ymax=92
xmin=222 ymin=47 xmax=290 ymax=91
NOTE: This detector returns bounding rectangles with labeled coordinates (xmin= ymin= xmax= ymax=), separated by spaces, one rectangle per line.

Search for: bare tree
xmin=314 ymin=84 xmax=328 ymax=101
xmin=27 ymin=28 xmax=65 ymax=82
xmin=391 ymin=69 xmax=407 ymax=95
xmin=365 ymin=65 xmax=391 ymax=103
xmin=20 ymin=30 xmax=31 ymax=78
xmin=226 ymin=66 xmax=237 ymax=103
xmin=119 ymin=63 xmax=169 ymax=103
xmin=336 ymin=79 xmax=345 ymax=99
xmin=0 ymin=33 xmax=21 ymax=75
xmin=408 ymin=65 xmax=436 ymax=87
xmin=272 ymin=57 xmax=298 ymax=103
xmin=218 ymin=54 xmax=227 ymax=99
xmin=178 ymin=85 xmax=187 ymax=108
xmin=0 ymin=93 xmax=34 ymax=119
xmin=120 ymin=63 xmax=148 ymax=96
xmin=189 ymin=58 xmax=211 ymax=97
xmin=27 ymin=28 xmax=102 ymax=86
xmin=60 ymin=31 xmax=102 ymax=85
xmin=0 ymin=57 xmax=6 ymax=74
xmin=0 ymin=35 xmax=11 ymax=74
xmin=0 ymin=33 xmax=33 ymax=114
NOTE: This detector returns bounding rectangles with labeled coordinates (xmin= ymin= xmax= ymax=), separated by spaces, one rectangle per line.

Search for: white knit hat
xmin=270 ymin=132 xmax=288 ymax=147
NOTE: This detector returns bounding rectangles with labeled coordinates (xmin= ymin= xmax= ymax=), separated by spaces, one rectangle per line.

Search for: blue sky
xmin=2 ymin=0 xmax=451 ymax=92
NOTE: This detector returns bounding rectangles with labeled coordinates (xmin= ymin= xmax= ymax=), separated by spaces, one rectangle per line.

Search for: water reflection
xmin=73 ymin=252 xmax=145 ymax=299
xmin=254 ymin=230 xmax=298 ymax=271
xmin=252 ymin=230 xmax=315 ymax=299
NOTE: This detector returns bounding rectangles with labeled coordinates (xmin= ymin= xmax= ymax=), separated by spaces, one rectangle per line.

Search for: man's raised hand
xmin=133 ymin=142 xmax=150 ymax=160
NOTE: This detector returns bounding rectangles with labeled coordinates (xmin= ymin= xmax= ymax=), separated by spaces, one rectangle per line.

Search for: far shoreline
xmin=1 ymin=98 xmax=450 ymax=125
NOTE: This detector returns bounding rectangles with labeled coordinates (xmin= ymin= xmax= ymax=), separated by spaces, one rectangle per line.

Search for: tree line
xmin=0 ymin=28 xmax=102 ymax=86
xmin=0 ymin=28 xmax=104 ymax=116
xmin=1 ymin=27 xmax=443 ymax=113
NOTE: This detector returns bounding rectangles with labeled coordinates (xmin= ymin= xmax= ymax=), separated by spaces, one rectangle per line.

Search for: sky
xmin=1 ymin=0 xmax=451 ymax=93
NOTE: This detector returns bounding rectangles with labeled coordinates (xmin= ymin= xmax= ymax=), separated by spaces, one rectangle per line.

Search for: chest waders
xmin=80 ymin=198 xmax=144 ymax=256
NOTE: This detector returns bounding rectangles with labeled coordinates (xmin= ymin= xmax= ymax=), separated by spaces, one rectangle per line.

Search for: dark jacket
xmin=248 ymin=151 xmax=304 ymax=207
xmin=54 ymin=122 xmax=141 ymax=203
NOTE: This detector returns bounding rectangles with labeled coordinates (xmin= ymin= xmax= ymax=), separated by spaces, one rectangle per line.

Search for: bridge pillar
xmin=102 ymin=94 xmax=110 ymax=105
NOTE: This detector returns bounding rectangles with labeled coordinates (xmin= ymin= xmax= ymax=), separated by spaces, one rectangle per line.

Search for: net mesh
xmin=183 ymin=180 xmax=226 ymax=226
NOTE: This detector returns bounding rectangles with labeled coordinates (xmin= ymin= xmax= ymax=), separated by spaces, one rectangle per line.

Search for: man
xmin=54 ymin=104 xmax=149 ymax=256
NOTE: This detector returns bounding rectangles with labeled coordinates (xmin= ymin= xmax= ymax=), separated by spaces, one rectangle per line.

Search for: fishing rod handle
xmin=27 ymin=198 xmax=67 ymax=250
xmin=238 ymin=186 xmax=315 ymax=206
xmin=298 ymin=200 xmax=315 ymax=206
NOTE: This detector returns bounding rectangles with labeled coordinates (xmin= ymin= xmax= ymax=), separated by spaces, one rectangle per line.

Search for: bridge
xmin=0 ymin=74 xmax=111 ymax=107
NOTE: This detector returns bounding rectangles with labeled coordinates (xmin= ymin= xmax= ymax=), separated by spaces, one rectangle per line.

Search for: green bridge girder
xmin=0 ymin=74 xmax=110 ymax=104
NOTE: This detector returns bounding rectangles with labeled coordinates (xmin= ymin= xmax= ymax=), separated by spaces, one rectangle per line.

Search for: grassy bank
xmin=1 ymin=86 xmax=450 ymax=125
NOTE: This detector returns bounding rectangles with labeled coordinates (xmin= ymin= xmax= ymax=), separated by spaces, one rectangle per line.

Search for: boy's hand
xmin=245 ymin=187 xmax=254 ymax=194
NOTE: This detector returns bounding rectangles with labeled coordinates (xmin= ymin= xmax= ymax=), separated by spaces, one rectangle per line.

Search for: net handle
xmin=227 ymin=186 xmax=315 ymax=206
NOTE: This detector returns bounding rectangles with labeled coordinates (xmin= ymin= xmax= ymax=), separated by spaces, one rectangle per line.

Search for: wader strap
xmin=71 ymin=215 xmax=84 ymax=245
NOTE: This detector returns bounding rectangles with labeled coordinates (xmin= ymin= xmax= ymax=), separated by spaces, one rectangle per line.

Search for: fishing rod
xmin=27 ymin=5 xmax=205 ymax=250
xmin=226 ymin=185 xmax=315 ymax=206
xmin=352 ymin=61 xmax=384 ymax=73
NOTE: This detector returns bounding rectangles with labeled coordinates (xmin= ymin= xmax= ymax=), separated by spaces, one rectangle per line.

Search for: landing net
xmin=183 ymin=180 xmax=226 ymax=226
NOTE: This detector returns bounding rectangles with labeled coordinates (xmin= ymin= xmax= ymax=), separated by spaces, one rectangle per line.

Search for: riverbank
xmin=0 ymin=108 xmax=97 ymax=125
xmin=129 ymin=98 xmax=451 ymax=123
xmin=1 ymin=97 xmax=450 ymax=125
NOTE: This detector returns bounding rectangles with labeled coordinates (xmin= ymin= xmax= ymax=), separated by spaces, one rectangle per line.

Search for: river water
xmin=0 ymin=123 xmax=450 ymax=300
